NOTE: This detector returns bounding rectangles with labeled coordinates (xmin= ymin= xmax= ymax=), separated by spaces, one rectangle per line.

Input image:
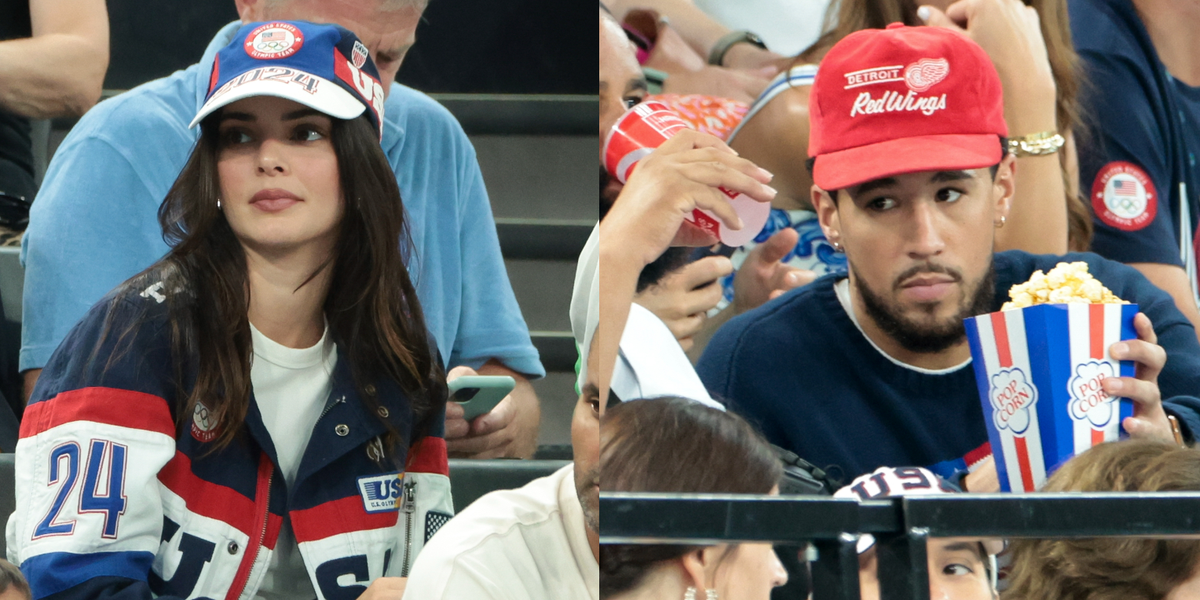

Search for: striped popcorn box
xmin=964 ymin=303 xmax=1137 ymax=492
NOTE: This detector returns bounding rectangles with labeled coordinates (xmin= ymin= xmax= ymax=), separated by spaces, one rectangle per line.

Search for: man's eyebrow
xmin=850 ymin=176 xmax=898 ymax=198
xmin=626 ymin=78 xmax=648 ymax=94
xmin=583 ymin=383 xmax=600 ymax=398
xmin=599 ymin=80 xmax=608 ymax=93
xmin=931 ymin=170 xmax=975 ymax=183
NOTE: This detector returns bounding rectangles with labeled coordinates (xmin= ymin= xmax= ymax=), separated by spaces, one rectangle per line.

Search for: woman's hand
xmin=732 ymin=228 xmax=817 ymax=313
xmin=1109 ymin=313 xmax=1174 ymax=442
xmin=356 ymin=577 xmax=406 ymax=599
xmin=920 ymin=0 xmax=1057 ymax=130
xmin=603 ymin=129 xmax=776 ymax=269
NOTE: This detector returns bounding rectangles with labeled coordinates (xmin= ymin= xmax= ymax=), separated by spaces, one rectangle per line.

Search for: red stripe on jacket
xmin=291 ymin=495 xmax=399 ymax=544
xmin=158 ymin=451 xmax=258 ymax=537
xmin=407 ymin=436 xmax=448 ymax=475
xmin=20 ymin=387 xmax=175 ymax=440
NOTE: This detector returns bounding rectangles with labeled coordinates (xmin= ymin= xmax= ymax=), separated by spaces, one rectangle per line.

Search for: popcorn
xmin=967 ymin=260 xmax=1137 ymax=492
xmin=1001 ymin=262 xmax=1127 ymax=310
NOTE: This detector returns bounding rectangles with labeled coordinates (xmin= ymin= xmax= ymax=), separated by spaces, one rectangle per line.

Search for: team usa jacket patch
xmin=1091 ymin=161 xmax=1157 ymax=231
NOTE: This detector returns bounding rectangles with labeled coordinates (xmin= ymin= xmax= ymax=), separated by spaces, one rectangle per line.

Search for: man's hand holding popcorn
xmin=998 ymin=262 xmax=1170 ymax=441
xmin=966 ymin=262 xmax=1174 ymax=493
xmin=1110 ymin=312 xmax=1173 ymax=443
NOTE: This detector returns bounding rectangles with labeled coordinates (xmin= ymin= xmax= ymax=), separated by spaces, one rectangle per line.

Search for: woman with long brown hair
xmin=600 ymin=397 xmax=788 ymax=600
xmin=7 ymin=21 xmax=448 ymax=599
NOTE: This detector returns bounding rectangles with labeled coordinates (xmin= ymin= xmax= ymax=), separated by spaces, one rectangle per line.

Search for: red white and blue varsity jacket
xmin=6 ymin=289 xmax=454 ymax=599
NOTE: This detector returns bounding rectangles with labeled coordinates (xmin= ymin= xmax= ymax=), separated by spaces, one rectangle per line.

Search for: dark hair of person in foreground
xmin=599 ymin=397 xmax=783 ymax=597
xmin=1004 ymin=439 xmax=1200 ymax=600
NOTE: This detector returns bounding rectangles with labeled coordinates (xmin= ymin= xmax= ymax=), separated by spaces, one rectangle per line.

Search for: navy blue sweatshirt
xmin=697 ymin=251 xmax=1200 ymax=482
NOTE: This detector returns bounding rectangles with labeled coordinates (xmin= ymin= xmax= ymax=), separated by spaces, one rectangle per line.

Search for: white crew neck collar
xmin=250 ymin=321 xmax=334 ymax=370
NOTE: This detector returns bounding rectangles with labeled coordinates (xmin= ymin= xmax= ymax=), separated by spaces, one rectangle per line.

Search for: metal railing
xmin=600 ymin=492 xmax=1200 ymax=600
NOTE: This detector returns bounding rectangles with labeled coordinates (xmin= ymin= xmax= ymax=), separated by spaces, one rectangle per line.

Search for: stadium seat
xmin=448 ymin=458 xmax=570 ymax=513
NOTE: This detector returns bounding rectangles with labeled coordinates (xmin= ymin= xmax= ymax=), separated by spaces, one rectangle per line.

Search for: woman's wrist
xmin=1002 ymin=96 xmax=1058 ymax=144
xmin=720 ymin=40 xmax=777 ymax=70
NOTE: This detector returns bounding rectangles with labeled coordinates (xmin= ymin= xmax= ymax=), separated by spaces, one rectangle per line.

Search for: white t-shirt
xmin=249 ymin=322 xmax=337 ymax=600
xmin=402 ymin=464 xmax=599 ymax=600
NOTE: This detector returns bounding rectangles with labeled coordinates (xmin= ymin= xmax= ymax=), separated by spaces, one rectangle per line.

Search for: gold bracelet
xmin=1007 ymin=131 xmax=1065 ymax=157
xmin=1168 ymin=415 xmax=1187 ymax=448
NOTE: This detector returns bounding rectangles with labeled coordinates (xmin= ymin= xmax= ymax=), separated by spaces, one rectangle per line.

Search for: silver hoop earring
xmin=831 ymin=240 xmax=843 ymax=252
xmin=707 ymin=591 xmax=719 ymax=600
xmin=217 ymin=198 xmax=222 ymax=210
xmin=684 ymin=587 xmax=697 ymax=600
xmin=995 ymin=215 xmax=1006 ymax=228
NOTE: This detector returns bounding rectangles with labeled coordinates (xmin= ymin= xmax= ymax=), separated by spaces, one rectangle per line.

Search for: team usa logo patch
xmin=352 ymin=41 xmax=369 ymax=69
xmin=191 ymin=402 xmax=218 ymax=443
xmin=1091 ymin=161 xmax=1156 ymax=231
xmin=244 ymin=22 xmax=304 ymax=60
xmin=357 ymin=472 xmax=404 ymax=513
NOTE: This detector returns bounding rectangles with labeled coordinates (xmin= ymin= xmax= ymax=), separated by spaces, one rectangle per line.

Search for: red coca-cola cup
xmin=603 ymin=101 xmax=770 ymax=247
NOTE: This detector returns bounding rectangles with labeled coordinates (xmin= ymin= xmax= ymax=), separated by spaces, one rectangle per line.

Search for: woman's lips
xmin=250 ymin=189 xmax=301 ymax=212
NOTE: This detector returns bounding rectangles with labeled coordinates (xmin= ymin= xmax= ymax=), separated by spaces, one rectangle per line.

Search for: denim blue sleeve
xmin=448 ymin=143 xmax=544 ymax=377
xmin=20 ymin=133 xmax=174 ymax=372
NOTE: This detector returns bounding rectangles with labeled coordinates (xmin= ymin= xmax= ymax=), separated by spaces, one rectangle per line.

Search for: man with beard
xmin=697 ymin=24 xmax=1200 ymax=492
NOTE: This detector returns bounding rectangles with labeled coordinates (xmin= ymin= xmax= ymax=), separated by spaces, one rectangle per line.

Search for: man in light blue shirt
xmin=21 ymin=0 xmax=545 ymax=458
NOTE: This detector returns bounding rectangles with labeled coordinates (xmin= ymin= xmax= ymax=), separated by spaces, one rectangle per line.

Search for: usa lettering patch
xmin=1091 ymin=161 xmax=1156 ymax=231
xmin=356 ymin=473 xmax=403 ymax=513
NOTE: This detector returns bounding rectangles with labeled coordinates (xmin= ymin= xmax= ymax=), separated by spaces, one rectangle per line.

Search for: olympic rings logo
xmin=1112 ymin=196 xmax=1140 ymax=213
xmin=256 ymin=40 xmax=290 ymax=52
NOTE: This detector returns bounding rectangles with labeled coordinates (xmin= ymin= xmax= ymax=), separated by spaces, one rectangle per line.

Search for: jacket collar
xmin=241 ymin=343 xmax=416 ymax=489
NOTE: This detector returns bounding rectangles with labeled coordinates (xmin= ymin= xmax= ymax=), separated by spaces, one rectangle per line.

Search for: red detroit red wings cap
xmin=808 ymin=23 xmax=1007 ymax=191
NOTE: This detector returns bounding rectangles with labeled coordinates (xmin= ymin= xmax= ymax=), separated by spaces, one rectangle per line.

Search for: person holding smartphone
xmin=8 ymin=22 xmax=449 ymax=598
